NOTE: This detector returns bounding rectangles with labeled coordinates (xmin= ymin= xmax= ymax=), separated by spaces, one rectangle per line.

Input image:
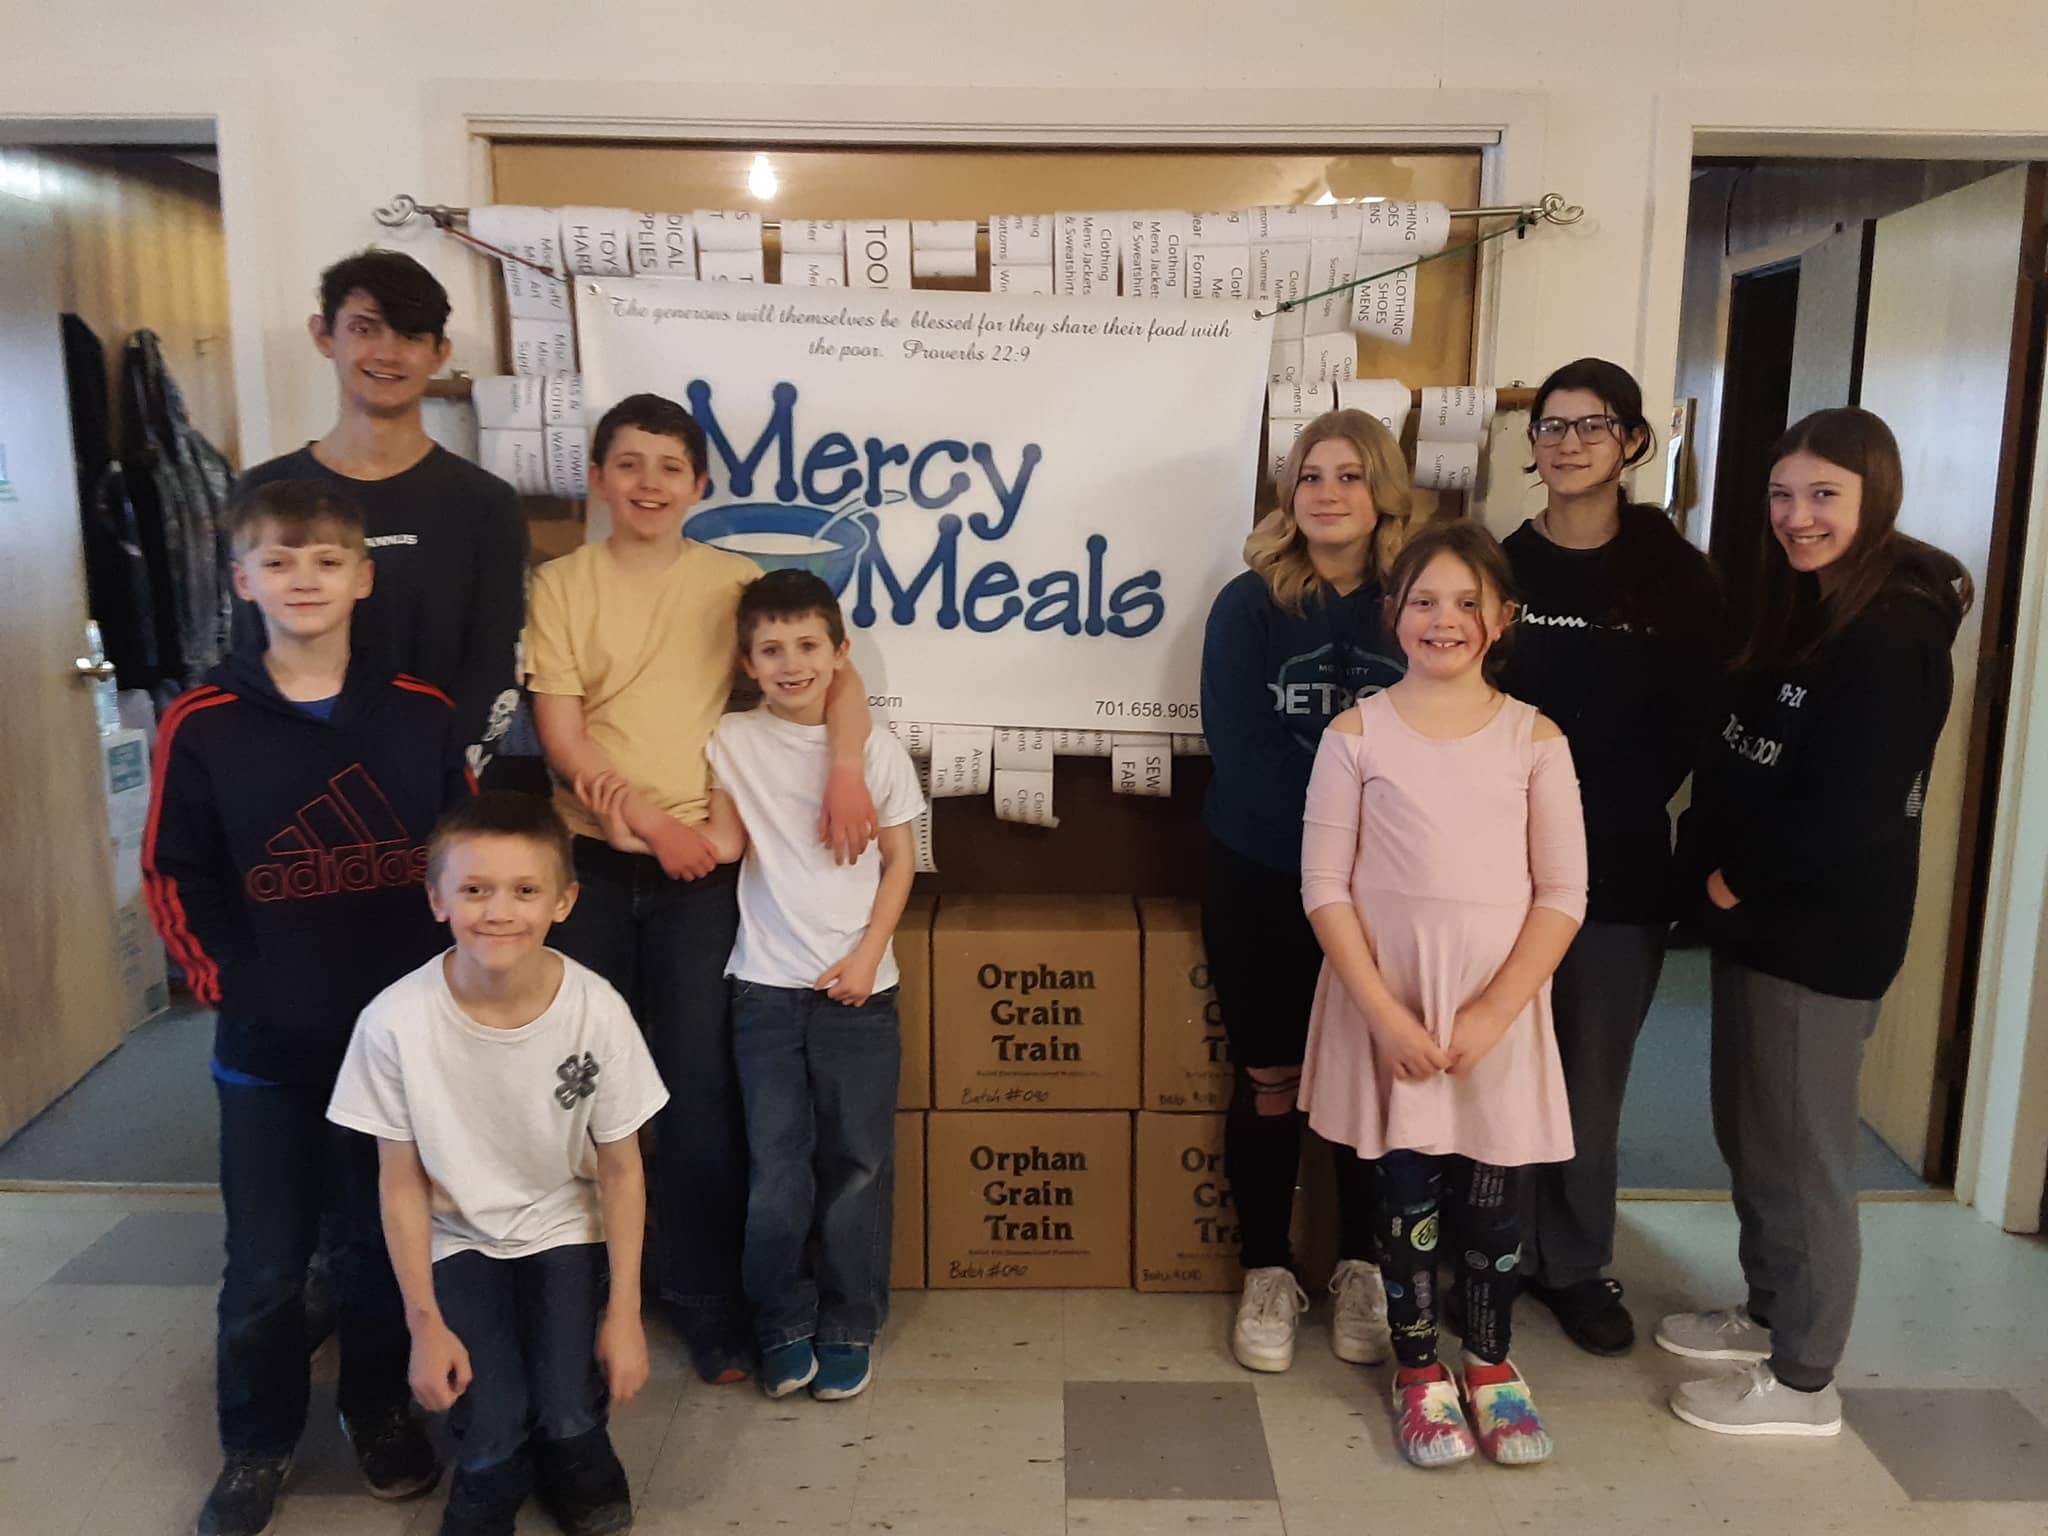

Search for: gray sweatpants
xmin=1710 ymin=954 xmax=1880 ymax=1389
xmin=1523 ymin=922 xmax=1668 ymax=1288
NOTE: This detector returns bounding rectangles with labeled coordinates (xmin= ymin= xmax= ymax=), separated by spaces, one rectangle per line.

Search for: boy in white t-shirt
xmin=327 ymin=793 xmax=668 ymax=1536
xmin=704 ymin=569 xmax=925 ymax=1403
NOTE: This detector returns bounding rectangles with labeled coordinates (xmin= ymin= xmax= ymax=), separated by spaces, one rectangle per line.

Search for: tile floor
xmin=2 ymin=1189 xmax=2043 ymax=1535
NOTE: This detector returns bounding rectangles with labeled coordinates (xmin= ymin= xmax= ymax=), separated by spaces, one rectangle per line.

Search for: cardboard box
xmin=1134 ymin=1112 xmax=1240 ymax=1292
xmin=896 ymin=895 xmax=934 ymax=1109
xmin=102 ymin=729 xmax=169 ymax=1030
xmin=926 ymin=1111 xmax=1132 ymax=1288
xmin=1138 ymin=900 xmax=1230 ymax=1111
xmin=892 ymin=1111 xmax=925 ymax=1289
xmin=932 ymin=896 xmax=1140 ymax=1110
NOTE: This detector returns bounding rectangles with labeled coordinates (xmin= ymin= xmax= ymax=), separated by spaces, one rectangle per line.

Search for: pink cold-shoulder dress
xmin=1297 ymin=690 xmax=1587 ymax=1167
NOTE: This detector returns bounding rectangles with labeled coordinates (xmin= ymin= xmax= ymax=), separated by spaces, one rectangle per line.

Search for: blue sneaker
xmin=810 ymin=1344 xmax=872 ymax=1401
xmin=760 ymin=1339 xmax=817 ymax=1399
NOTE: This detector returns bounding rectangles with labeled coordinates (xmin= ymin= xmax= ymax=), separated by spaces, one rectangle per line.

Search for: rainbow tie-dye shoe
xmin=1394 ymin=1366 xmax=1478 ymax=1468
xmin=1460 ymin=1359 xmax=1554 ymax=1465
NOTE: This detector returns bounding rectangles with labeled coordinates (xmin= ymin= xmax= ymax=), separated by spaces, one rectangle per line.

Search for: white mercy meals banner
xmin=575 ymin=277 xmax=1272 ymax=732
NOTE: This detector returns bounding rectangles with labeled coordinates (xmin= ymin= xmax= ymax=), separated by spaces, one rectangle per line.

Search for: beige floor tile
xmin=1895 ymin=1503 xmax=2048 ymax=1536
xmin=0 ymin=1204 xmax=129 ymax=1308
xmin=849 ymin=1486 xmax=1065 ymax=1536
xmin=644 ymin=1383 xmax=873 ymax=1509
xmin=269 ymin=1491 xmax=424 ymax=1534
xmin=0 ymin=1422 xmax=108 ymax=1536
xmin=1485 ymin=1485 xmax=1724 ymax=1535
xmin=1068 ymin=1497 xmax=1285 ymax=1534
xmin=1255 ymin=1382 xmax=1411 ymax=1497
xmin=1063 ymin=1288 xmax=1244 ymax=1381
xmin=879 ymin=1289 xmax=1065 ymax=1382
xmin=0 ymin=1282 xmax=207 ymax=1428
xmin=854 ymin=1378 xmax=1064 ymax=1501
xmin=1283 ymin=1490 xmax=1508 ymax=1535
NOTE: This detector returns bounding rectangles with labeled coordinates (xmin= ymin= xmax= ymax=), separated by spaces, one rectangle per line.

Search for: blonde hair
xmin=1245 ymin=409 xmax=1415 ymax=615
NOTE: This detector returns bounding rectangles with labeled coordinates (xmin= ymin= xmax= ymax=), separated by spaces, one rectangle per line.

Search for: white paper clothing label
xmin=990 ymin=213 xmax=1051 ymax=266
xmin=913 ymin=804 xmax=937 ymax=873
xmin=788 ymin=254 xmax=846 ymax=287
xmin=886 ymin=719 xmax=935 ymax=756
xmin=631 ymin=211 xmax=697 ymax=278
xmin=540 ymin=373 xmax=584 ymax=429
xmin=1054 ymin=212 xmax=1115 ymax=297
xmin=479 ymin=429 xmax=550 ymax=495
xmin=1305 ymin=335 xmax=1358 ymax=387
xmin=1269 ymin=377 xmax=1335 ymax=419
xmin=1356 ymin=199 xmax=1449 ymax=257
xmin=912 ymin=245 xmax=978 ymax=279
xmin=1412 ymin=439 xmax=1480 ymax=492
xmin=1187 ymin=210 xmax=1247 ymax=243
xmin=700 ymin=247 xmax=765 ymax=283
xmin=1252 ymin=240 xmax=1310 ymax=340
xmin=780 ymin=219 xmax=846 ymax=256
xmin=1048 ymin=729 xmax=1115 ymax=757
xmin=1418 ymin=385 xmax=1496 ymax=442
xmin=994 ymin=727 xmax=1054 ymax=771
xmin=1268 ymin=416 xmax=1310 ymax=483
xmin=692 ymin=209 xmax=764 ymax=252
xmin=1301 ymin=203 xmax=1363 ymax=241
xmin=1349 ymin=266 xmax=1418 ymax=345
xmin=1269 ymin=339 xmax=1304 ymax=389
xmin=1306 ymin=237 xmax=1359 ymax=334
xmin=994 ymin=768 xmax=1060 ymax=827
xmin=927 ymin=725 xmax=993 ymax=796
xmin=1249 ymin=204 xmax=1310 ymax=241
xmin=911 ymin=219 xmax=977 ymax=250
xmin=1338 ymin=377 xmax=1411 ymax=437
xmin=1170 ymin=733 xmax=1209 ymax=756
xmin=1111 ymin=733 xmax=1172 ymax=797
xmin=849 ymin=220 xmax=911 ymax=289
xmin=473 ymin=374 xmax=544 ymax=430
xmin=559 ymin=208 xmax=633 ymax=277
xmin=470 ymin=205 xmax=569 ymax=322
xmin=544 ymin=426 xmax=588 ymax=499
xmin=510 ymin=320 xmax=576 ymax=377
xmin=991 ymin=263 xmax=1053 ymax=295
xmin=1126 ymin=210 xmax=1189 ymax=298
xmin=1187 ymin=244 xmax=1250 ymax=301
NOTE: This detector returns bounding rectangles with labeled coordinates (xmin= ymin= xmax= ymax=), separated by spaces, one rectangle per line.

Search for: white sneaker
xmin=1671 ymin=1361 xmax=1842 ymax=1437
xmin=1328 ymin=1260 xmax=1392 ymax=1365
xmin=1655 ymin=1305 xmax=1772 ymax=1362
xmin=1232 ymin=1266 xmax=1309 ymax=1373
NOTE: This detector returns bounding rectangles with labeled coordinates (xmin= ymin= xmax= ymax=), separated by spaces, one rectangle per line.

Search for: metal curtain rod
xmin=374 ymin=191 xmax=1585 ymax=232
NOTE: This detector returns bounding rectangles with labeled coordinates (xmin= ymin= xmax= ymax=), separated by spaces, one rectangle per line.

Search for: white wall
xmin=7 ymin=0 xmax=2048 ymax=1220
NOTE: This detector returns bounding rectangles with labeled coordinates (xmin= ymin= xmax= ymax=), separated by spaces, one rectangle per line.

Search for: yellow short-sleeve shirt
xmin=524 ymin=539 xmax=759 ymax=838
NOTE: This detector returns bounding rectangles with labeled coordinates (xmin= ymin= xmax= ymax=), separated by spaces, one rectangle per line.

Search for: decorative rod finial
xmin=373 ymin=193 xmax=421 ymax=229
xmin=1539 ymin=192 xmax=1585 ymax=226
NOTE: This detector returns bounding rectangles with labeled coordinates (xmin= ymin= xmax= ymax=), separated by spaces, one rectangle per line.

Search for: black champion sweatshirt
xmin=1676 ymin=589 xmax=1956 ymax=1000
xmin=232 ymin=446 xmax=529 ymax=759
xmin=1501 ymin=508 xmax=1725 ymax=923
xmin=143 ymin=649 xmax=475 ymax=1086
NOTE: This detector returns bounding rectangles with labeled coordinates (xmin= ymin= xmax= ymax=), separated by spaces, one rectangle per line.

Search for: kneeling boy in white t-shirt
xmin=328 ymin=792 xmax=667 ymax=1536
xmin=704 ymin=569 xmax=925 ymax=1403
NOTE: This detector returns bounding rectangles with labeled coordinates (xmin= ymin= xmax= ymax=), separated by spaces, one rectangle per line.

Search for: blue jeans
xmin=550 ymin=840 xmax=745 ymax=1339
xmin=215 ymin=1079 xmax=410 ymax=1456
xmin=732 ymin=981 xmax=900 ymax=1348
xmin=434 ymin=1244 xmax=609 ymax=1472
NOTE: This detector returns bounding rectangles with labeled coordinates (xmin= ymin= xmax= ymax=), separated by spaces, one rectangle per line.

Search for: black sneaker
xmin=195 ymin=1452 xmax=291 ymax=1536
xmin=439 ymin=1457 xmax=531 ymax=1536
xmin=340 ymin=1404 xmax=442 ymax=1500
xmin=534 ymin=1426 xmax=634 ymax=1536
xmin=1527 ymin=1276 xmax=1636 ymax=1356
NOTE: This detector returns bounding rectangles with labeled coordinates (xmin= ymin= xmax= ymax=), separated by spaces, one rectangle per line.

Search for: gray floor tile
xmin=47 ymin=1209 xmax=224 ymax=1286
xmin=1063 ymin=1380 xmax=1276 ymax=1501
xmin=1843 ymin=1388 xmax=2048 ymax=1502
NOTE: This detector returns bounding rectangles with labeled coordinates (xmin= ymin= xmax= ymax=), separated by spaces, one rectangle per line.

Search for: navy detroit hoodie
xmin=143 ymin=649 xmax=474 ymax=1087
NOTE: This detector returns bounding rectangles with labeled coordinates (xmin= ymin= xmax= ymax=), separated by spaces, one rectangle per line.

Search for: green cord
xmin=1255 ymin=213 xmax=1537 ymax=321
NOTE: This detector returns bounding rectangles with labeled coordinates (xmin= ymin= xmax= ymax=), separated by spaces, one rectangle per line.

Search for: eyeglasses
xmin=1531 ymin=414 xmax=1621 ymax=447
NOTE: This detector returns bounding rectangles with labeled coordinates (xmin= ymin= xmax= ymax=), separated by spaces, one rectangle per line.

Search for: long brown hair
xmin=1740 ymin=408 xmax=1973 ymax=669
xmin=1381 ymin=518 xmax=1522 ymax=689
xmin=1245 ymin=409 xmax=1415 ymax=614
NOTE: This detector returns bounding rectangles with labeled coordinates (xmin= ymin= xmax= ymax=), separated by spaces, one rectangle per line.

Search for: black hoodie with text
xmin=143 ymin=649 xmax=474 ymax=1087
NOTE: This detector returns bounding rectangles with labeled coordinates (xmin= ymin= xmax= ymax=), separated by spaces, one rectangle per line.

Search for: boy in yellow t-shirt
xmin=524 ymin=392 xmax=875 ymax=1384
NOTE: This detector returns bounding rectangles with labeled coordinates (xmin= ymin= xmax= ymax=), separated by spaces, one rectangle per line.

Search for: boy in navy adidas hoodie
xmin=145 ymin=479 xmax=473 ymax=1536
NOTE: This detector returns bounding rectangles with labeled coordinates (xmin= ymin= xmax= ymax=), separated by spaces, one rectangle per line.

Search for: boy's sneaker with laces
xmin=1328 ymin=1259 xmax=1392 ymax=1365
xmin=1231 ymin=1266 xmax=1309 ymax=1372
xmin=195 ymin=1452 xmax=292 ymax=1536
xmin=1460 ymin=1358 xmax=1554 ymax=1465
xmin=761 ymin=1338 xmax=818 ymax=1398
xmin=1393 ymin=1364 xmax=1478 ymax=1468
xmin=1654 ymin=1304 xmax=1771 ymax=1362
xmin=1671 ymin=1361 xmax=1843 ymax=1437
xmin=340 ymin=1405 xmax=440 ymax=1500
xmin=534 ymin=1426 xmax=633 ymax=1536
xmin=1527 ymin=1276 xmax=1635 ymax=1355
xmin=812 ymin=1343 xmax=873 ymax=1401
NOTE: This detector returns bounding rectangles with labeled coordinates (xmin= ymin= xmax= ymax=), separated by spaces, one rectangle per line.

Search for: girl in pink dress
xmin=1300 ymin=520 xmax=1587 ymax=1469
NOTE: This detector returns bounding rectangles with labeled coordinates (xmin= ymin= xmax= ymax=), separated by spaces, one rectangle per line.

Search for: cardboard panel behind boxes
xmin=932 ymin=896 xmax=1139 ymax=1110
xmin=1134 ymin=1112 xmax=1238 ymax=1292
xmin=896 ymin=895 xmax=933 ymax=1109
xmin=1138 ymin=899 xmax=1228 ymax=1112
xmin=892 ymin=1112 xmax=925 ymax=1289
xmin=927 ymin=1111 xmax=1132 ymax=1288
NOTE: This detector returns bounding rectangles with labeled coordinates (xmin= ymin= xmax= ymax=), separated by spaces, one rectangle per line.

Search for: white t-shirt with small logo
xmin=327 ymin=951 xmax=668 ymax=1262
xmin=707 ymin=707 xmax=927 ymax=991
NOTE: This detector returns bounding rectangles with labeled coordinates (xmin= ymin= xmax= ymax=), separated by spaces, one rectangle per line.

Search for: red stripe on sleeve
xmin=392 ymin=674 xmax=456 ymax=709
xmin=141 ymin=688 xmax=238 ymax=1004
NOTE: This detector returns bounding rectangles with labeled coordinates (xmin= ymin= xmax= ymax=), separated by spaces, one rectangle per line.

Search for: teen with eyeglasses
xmin=1496 ymin=359 xmax=1724 ymax=1356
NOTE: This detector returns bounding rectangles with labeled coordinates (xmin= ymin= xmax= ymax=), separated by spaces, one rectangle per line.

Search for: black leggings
xmin=1205 ymin=838 xmax=1374 ymax=1270
xmin=1349 ymin=1149 xmax=1522 ymax=1367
